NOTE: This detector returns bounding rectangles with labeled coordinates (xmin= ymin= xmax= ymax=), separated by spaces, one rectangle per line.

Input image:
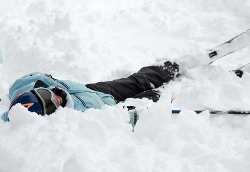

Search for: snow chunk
xmin=218 ymin=82 xmax=244 ymax=109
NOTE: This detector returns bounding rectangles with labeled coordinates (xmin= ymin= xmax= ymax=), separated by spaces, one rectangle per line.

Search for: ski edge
xmin=172 ymin=110 xmax=250 ymax=115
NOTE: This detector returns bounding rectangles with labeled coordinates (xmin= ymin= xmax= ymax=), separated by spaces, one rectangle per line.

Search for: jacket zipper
xmin=72 ymin=94 xmax=90 ymax=108
xmin=46 ymin=75 xmax=89 ymax=108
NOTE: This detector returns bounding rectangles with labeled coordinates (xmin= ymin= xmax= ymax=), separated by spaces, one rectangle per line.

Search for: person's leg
xmin=86 ymin=61 xmax=179 ymax=102
xmin=132 ymin=90 xmax=160 ymax=102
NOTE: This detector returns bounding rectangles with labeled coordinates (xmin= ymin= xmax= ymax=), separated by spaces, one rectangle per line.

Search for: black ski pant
xmin=86 ymin=61 xmax=179 ymax=103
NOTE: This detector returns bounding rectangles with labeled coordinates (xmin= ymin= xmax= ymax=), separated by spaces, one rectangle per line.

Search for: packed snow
xmin=1 ymin=0 xmax=250 ymax=171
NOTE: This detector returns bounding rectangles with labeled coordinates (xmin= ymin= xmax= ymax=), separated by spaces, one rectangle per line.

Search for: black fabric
xmin=34 ymin=80 xmax=49 ymax=88
xmin=132 ymin=90 xmax=160 ymax=102
xmin=234 ymin=69 xmax=244 ymax=78
xmin=86 ymin=61 xmax=179 ymax=103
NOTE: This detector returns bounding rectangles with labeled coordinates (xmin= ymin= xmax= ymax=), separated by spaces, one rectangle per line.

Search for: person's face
xmin=53 ymin=93 xmax=63 ymax=106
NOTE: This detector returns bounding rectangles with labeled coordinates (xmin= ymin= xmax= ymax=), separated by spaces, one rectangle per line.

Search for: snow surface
xmin=1 ymin=0 xmax=250 ymax=171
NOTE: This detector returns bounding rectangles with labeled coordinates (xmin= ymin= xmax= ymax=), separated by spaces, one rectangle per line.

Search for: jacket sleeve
xmin=1 ymin=72 xmax=46 ymax=122
xmin=1 ymin=111 xmax=9 ymax=122
xmin=9 ymin=72 xmax=57 ymax=101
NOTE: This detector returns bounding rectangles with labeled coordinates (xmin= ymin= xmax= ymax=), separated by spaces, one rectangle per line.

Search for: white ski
xmin=208 ymin=29 xmax=250 ymax=61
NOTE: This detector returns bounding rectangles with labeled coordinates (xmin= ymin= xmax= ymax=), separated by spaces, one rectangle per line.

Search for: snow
xmin=1 ymin=0 xmax=250 ymax=171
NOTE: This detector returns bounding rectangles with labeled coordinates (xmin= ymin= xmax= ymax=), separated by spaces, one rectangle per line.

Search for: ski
xmin=234 ymin=62 xmax=250 ymax=71
xmin=207 ymin=29 xmax=250 ymax=62
xmin=230 ymin=62 xmax=250 ymax=78
xmin=172 ymin=109 xmax=250 ymax=115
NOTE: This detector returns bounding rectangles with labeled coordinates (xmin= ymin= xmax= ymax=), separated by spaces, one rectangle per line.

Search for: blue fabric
xmin=1 ymin=111 xmax=9 ymax=122
xmin=2 ymin=72 xmax=116 ymax=121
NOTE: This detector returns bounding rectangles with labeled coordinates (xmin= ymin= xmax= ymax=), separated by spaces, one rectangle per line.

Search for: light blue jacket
xmin=1 ymin=72 xmax=116 ymax=121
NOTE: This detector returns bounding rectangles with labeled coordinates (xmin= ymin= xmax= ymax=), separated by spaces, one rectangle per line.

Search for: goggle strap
xmin=31 ymin=90 xmax=46 ymax=115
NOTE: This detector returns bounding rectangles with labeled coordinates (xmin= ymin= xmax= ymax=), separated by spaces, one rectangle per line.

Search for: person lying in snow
xmin=1 ymin=52 xmax=243 ymax=122
xmin=1 ymin=60 xmax=180 ymax=122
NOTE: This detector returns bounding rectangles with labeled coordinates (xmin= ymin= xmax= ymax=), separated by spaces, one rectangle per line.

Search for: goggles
xmin=32 ymin=88 xmax=59 ymax=115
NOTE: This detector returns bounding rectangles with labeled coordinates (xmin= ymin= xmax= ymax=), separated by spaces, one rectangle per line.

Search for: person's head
xmin=9 ymin=87 xmax=67 ymax=115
